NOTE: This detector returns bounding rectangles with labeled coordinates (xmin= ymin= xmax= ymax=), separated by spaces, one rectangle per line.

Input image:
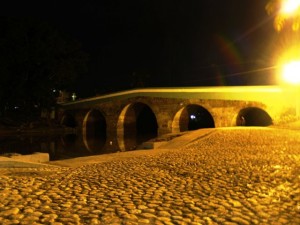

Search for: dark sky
xmin=2 ymin=0 xmax=276 ymax=97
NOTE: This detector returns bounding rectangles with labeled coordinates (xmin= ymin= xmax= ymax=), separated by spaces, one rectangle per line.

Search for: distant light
xmin=281 ymin=0 xmax=300 ymax=14
xmin=282 ymin=61 xmax=300 ymax=84
xmin=72 ymin=93 xmax=77 ymax=101
xmin=53 ymin=89 xmax=56 ymax=93
xmin=190 ymin=115 xmax=196 ymax=120
xmin=14 ymin=106 xmax=19 ymax=110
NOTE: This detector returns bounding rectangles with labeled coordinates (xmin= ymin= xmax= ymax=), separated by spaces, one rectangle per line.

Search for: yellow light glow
xmin=276 ymin=45 xmax=300 ymax=84
xmin=282 ymin=61 xmax=300 ymax=84
xmin=281 ymin=0 xmax=300 ymax=14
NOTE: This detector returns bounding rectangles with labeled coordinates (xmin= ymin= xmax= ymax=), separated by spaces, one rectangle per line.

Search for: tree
xmin=266 ymin=0 xmax=300 ymax=31
xmin=0 ymin=17 xmax=88 ymax=119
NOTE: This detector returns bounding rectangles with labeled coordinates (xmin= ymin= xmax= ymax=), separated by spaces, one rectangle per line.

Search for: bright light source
xmin=277 ymin=45 xmax=300 ymax=84
xmin=282 ymin=61 xmax=300 ymax=84
xmin=281 ymin=0 xmax=300 ymax=14
xmin=190 ymin=115 xmax=196 ymax=120
xmin=72 ymin=93 xmax=77 ymax=101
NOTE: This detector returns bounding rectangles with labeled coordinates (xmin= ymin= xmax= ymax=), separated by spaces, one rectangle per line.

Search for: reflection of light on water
xmin=39 ymin=141 xmax=56 ymax=160
xmin=83 ymin=136 xmax=106 ymax=153
xmin=62 ymin=133 xmax=105 ymax=152
xmin=83 ymin=135 xmax=94 ymax=153
xmin=0 ymin=133 xmax=139 ymax=160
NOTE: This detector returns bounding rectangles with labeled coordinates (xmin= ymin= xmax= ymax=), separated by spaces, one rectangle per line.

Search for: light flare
xmin=281 ymin=0 xmax=300 ymax=14
xmin=282 ymin=61 xmax=300 ymax=84
xmin=276 ymin=44 xmax=300 ymax=84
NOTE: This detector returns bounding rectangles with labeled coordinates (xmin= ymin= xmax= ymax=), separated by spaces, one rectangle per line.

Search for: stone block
xmin=140 ymin=141 xmax=168 ymax=149
xmin=10 ymin=152 xmax=50 ymax=163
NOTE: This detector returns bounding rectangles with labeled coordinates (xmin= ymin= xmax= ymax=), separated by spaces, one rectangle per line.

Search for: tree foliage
xmin=0 ymin=17 xmax=88 ymax=117
xmin=266 ymin=0 xmax=300 ymax=31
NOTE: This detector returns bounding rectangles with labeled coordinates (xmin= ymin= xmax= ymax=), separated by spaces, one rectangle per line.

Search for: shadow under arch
xmin=236 ymin=107 xmax=272 ymax=126
xmin=172 ymin=104 xmax=215 ymax=132
xmin=82 ymin=109 xmax=107 ymax=152
xmin=61 ymin=113 xmax=77 ymax=128
xmin=117 ymin=102 xmax=158 ymax=151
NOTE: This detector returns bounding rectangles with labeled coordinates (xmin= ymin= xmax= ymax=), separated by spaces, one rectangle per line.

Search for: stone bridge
xmin=57 ymin=86 xmax=298 ymax=152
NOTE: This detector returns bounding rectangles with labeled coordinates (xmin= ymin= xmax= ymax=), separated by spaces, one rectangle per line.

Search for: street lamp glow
xmin=281 ymin=0 xmax=300 ymax=14
xmin=276 ymin=45 xmax=300 ymax=84
xmin=282 ymin=61 xmax=300 ymax=84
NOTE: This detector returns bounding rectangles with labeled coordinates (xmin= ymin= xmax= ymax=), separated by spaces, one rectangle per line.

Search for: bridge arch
xmin=117 ymin=102 xmax=158 ymax=151
xmin=82 ymin=109 xmax=107 ymax=152
xmin=172 ymin=104 xmax=215 ymax=132
xmin=236 ymin=107 xmax=273 ymax=126
xmin=61 ymin=113 xmax=77 ymax=128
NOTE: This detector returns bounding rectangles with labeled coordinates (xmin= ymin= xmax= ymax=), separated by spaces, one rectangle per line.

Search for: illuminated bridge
xmin=57 ymin=85 xmax=298 ymax=152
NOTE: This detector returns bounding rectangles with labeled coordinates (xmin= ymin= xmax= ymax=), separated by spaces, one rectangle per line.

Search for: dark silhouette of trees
xmin=0 ymin=17 xmax=88 ymax=119
xmin=130 ymin=71 xmax=150 ymax=88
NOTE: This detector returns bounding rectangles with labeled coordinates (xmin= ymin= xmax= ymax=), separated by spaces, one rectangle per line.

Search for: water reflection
xmin=0 ymin=133 xmax=115 ymax=161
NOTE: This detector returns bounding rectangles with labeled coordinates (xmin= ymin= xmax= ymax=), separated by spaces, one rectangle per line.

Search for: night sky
xmin=2 ymin=0 xmax=277 ymax=98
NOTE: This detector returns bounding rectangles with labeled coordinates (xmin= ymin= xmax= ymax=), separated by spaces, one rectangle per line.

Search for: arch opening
xmin=173 ymin=104 xmax=215 ymax=132
xmin=83 ymin=109 xmax=107 ymax=152
xmin=61 ymin=114 xmax=77 ymax=128
xmin=236 ymin=107 xmax=272 ymax=126
xmin=117 ymin=102 xmax=158 ymax=151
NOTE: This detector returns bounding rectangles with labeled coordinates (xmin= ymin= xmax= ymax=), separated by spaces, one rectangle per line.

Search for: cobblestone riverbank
xmin=0 ymin=128 xmax=299 ymax=224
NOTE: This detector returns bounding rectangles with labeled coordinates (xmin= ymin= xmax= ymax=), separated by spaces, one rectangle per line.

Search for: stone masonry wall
xmin=58 ymin=96 xmax=269 ymax=151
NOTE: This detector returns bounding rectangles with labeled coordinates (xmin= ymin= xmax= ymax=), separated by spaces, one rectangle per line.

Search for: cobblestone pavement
xmin=0 ymin=128 xmax=299 ymax=225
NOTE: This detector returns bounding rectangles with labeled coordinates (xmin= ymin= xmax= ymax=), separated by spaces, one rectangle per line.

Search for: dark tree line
xmin=0 ymin=17 xmax=88 ymax=120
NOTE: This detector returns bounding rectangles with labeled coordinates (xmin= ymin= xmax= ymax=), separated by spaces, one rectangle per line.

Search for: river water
xmin=0 ymin=133 xmax=115 ymax=161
